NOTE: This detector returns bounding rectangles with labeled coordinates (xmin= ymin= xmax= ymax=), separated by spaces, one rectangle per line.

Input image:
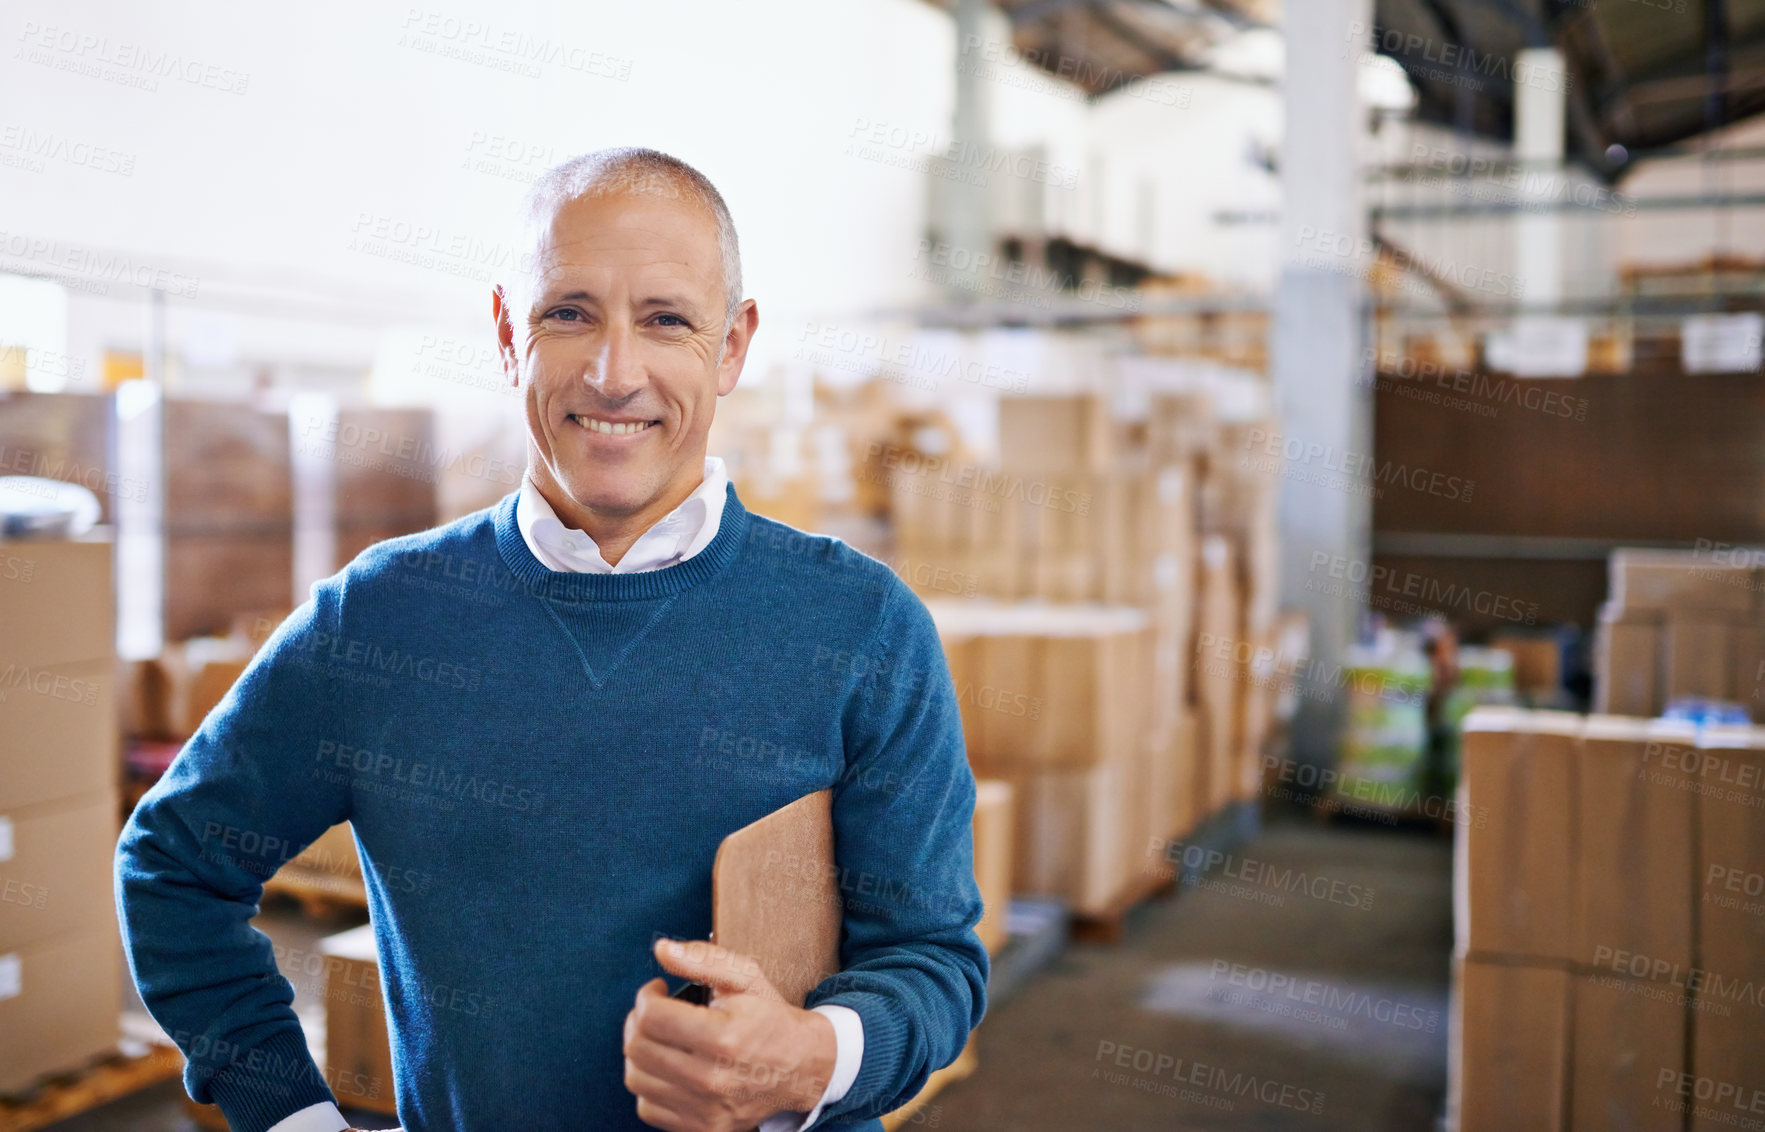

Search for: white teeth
xmin=577 ymin=417 xmax=651 ymax=436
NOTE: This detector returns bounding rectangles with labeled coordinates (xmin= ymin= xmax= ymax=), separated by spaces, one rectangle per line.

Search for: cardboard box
xmin=1610 ymin=550 xmax=1756 ymax=614
xmin=1170 ymin=710 xmax=1199 ymax=837
xmin=1456 ymin=710 xmax=1578 ymax=961
xmin=163 ymin=399 xmax=293 ymax=528
xmin=1593 ymin=606 xmax=1661 ymax=717
xmin=1489 ymin=633 xmax=1563 ymax=696
xmin=1575 ymin=717 xmax=1695 ymax=970
xmin=1000 ymin=761 xmax=1129 ymax=916
xmin=997 ymin=394 xmax=1113 ymax=473
xmin=1663 ymin=617 xmax=1734 ymax=702
xmin=1688 ymin=1005 xmax=1765 ymax=1132
xmin=0 ymin=537 xmax=113 ymax=669
xmin=0 ymin=791 xmax=120 ymax=951
xmin=1452 ymin=957 xmax=1569 ymax=1132
xmin=1729 ymin=623 xmax=1765 ymax=714
xmin=1694 ymin=727 xmax=1765 ymax=981
xmin=0 ymin=658 xmax=116 ymax=811
xmin=927 ymin=602 xmax=1150 ymax=771
xmin=319 ymin=924 xmax=397 ymax=1114
xmin=164 ymin=532 xmax=294 ymax=642
xmin=289 ymin=821 xmax=363 ymax=882
xmin=0 ymin=925 xmax=122 ymax=1093
xmin=972 ymin=779 xmax=1014 ymax=955
xmin=1570 ymin=970 xmax=1685 ymax=1132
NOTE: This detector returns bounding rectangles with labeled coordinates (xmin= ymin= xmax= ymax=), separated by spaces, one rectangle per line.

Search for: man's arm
xmin=115 ymin=581 xmax=355 ymax=1132
xmin=803 ymin=579 xmax=990 ymax=1122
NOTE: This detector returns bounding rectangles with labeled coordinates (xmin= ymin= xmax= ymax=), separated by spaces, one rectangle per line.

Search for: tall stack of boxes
xmin=886 ymin=390 xmax=1287 ymax=920
xmin=931 ymin=603 xmax=1156 ymax=915
xmin=0 ymin=536 xmax=121 ymax=1091
xmin=1452 ymin=708 xmax=1765 ymax=1130
xmin=1594 ymin=549 xmax=1765 ymax=717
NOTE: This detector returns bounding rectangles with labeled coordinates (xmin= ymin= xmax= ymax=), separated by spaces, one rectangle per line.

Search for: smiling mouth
xmin=568 ymin=414 xmax=660 ymax=436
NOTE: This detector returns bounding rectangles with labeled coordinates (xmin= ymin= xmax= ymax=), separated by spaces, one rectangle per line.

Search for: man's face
xmin=496 ymin=190 xmax=755 ymax=522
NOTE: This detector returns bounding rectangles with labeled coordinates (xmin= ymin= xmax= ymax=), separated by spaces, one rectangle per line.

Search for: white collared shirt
xmin=515 ymin=457 xmax=730 ymax=573
xmin=268 ymin=457 xmax=863 ymax=1132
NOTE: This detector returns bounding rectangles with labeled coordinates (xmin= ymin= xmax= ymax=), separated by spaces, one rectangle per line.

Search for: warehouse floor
xmin=50 ymin=810 xmax=1451 ymax=1132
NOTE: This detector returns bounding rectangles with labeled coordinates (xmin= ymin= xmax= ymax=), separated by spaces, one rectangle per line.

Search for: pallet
xmin=0 ymin=1043 xmax=183 ymax=1132
xmin=262 ymin=865 xmax=369 ymax=919
xmin=880 ymin=1039 xmax=978 ymax=1130
xmin=1070 ymin=868 xmax=1179 ymax=946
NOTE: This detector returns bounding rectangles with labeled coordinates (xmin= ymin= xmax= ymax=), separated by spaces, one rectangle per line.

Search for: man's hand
xmin=623 ymin=939 xmax=838 ymax=1132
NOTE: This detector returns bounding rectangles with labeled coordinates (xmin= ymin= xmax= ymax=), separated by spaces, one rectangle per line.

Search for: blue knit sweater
xmin=115 ymin=486 xmax=988 ymax=1132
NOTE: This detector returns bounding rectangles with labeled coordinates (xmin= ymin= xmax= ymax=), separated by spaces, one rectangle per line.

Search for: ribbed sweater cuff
xmin=812 ymin=991 xmax=913 ymax=1120
xmin=199 ymin=1027 xmax=337 ymax=1132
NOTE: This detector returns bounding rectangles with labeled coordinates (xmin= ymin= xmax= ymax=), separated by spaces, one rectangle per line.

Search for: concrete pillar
xmin=939 ymin=0 xmax=993 ymax=298
xmin=1514 ymin=47 xmax=1567 ymax=307
xmin=1272 ymin=0 xmax=1373 ymax=768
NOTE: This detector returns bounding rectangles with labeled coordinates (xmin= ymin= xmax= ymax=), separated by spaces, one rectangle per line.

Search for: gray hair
xmin=515 ymin=147 xmax=743 ymax=332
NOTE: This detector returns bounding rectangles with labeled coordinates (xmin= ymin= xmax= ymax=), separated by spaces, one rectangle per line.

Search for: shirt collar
xmin=516 ymin=457 xmax=729 ymax=575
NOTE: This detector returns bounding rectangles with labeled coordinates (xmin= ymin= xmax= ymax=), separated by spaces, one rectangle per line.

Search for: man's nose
xmin=584 ymin=323 xmax=646 ymax=400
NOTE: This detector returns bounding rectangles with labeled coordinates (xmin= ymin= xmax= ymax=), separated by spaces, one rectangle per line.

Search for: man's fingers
xmin=627 ymin=1061 xmax=697 ymax=1132
xmin=626 ymin=1035 xmax=718 ymax=1102
xmin=654 ymin=938 xmax=777 ymax=999
xmin=631 ymin=979 xmax=727 ymax=1052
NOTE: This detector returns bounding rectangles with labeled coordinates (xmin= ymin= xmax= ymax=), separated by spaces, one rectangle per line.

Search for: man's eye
xmin=654 ymin=314 xmax=688 ymax=327
xmin=547 ymin=308 xmax=582 ymax=322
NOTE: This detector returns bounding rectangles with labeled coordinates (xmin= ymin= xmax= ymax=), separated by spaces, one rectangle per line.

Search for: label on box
xmin=0 ymin=954 xmax=18 ymax=1001
xmin=0 ymin=816 xmax=11 ymax=862
xmin=1486 ymin=317 xmax=1588 ymax=378
xmin=1682 ymin=313 xmax=1763 ymax=374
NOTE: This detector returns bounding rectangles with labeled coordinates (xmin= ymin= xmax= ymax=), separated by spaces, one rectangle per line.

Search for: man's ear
xmin=492 ymin=285 xmax=520 ymax=387
xmin=716 ymin=299 xmax=760 ymax=397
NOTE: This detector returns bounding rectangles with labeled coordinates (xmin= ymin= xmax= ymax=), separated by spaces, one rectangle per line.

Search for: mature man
xmin=116 ymin=148 xmax=987 ymax=1132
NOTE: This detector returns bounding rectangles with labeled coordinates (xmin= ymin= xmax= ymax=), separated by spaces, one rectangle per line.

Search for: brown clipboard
xmin=676 ymin=789 xmax=842 ymax=1008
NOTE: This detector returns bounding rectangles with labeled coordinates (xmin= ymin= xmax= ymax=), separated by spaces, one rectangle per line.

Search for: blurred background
xmin=3 ymin=0 xmax=1764 ymax=1128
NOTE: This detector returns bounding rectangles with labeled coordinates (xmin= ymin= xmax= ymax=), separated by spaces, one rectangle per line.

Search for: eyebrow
xmin=534 ymin=290 xmax=704 ymax=312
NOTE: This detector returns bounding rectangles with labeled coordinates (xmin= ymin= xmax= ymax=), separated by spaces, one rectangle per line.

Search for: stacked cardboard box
xmin=0 ymin=537 xmax=122 ymax=1092
xmin=164 ymin=399 xmax=295 ymax=641
xmin=1594 ymin=549 xmax=1765 ymax=717
xmin=929 ymin=602 xmax=1161 ymax=915
xmin=1451 ymin=709 xmax=1765 ymax=1130
xmin=329 ymin=408 xmax=442 ymax=567
xmin=972 ymin=780 xmax=1014 ymax=955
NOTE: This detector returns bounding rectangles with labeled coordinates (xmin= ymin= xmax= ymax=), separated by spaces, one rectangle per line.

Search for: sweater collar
xmin=493 ymin=482 xmax=750 ymax=601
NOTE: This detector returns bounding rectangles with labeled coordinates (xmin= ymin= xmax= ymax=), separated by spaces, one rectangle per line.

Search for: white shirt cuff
xmin=265 ymin=1101 xmax=350 ymax=1132
xmin=757 ymin=1004 xmax=864 ymax=1132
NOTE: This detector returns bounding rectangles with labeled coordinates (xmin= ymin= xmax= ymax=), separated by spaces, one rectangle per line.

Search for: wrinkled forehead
xmin=520 ymin=188 xmax=721 ymax=307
